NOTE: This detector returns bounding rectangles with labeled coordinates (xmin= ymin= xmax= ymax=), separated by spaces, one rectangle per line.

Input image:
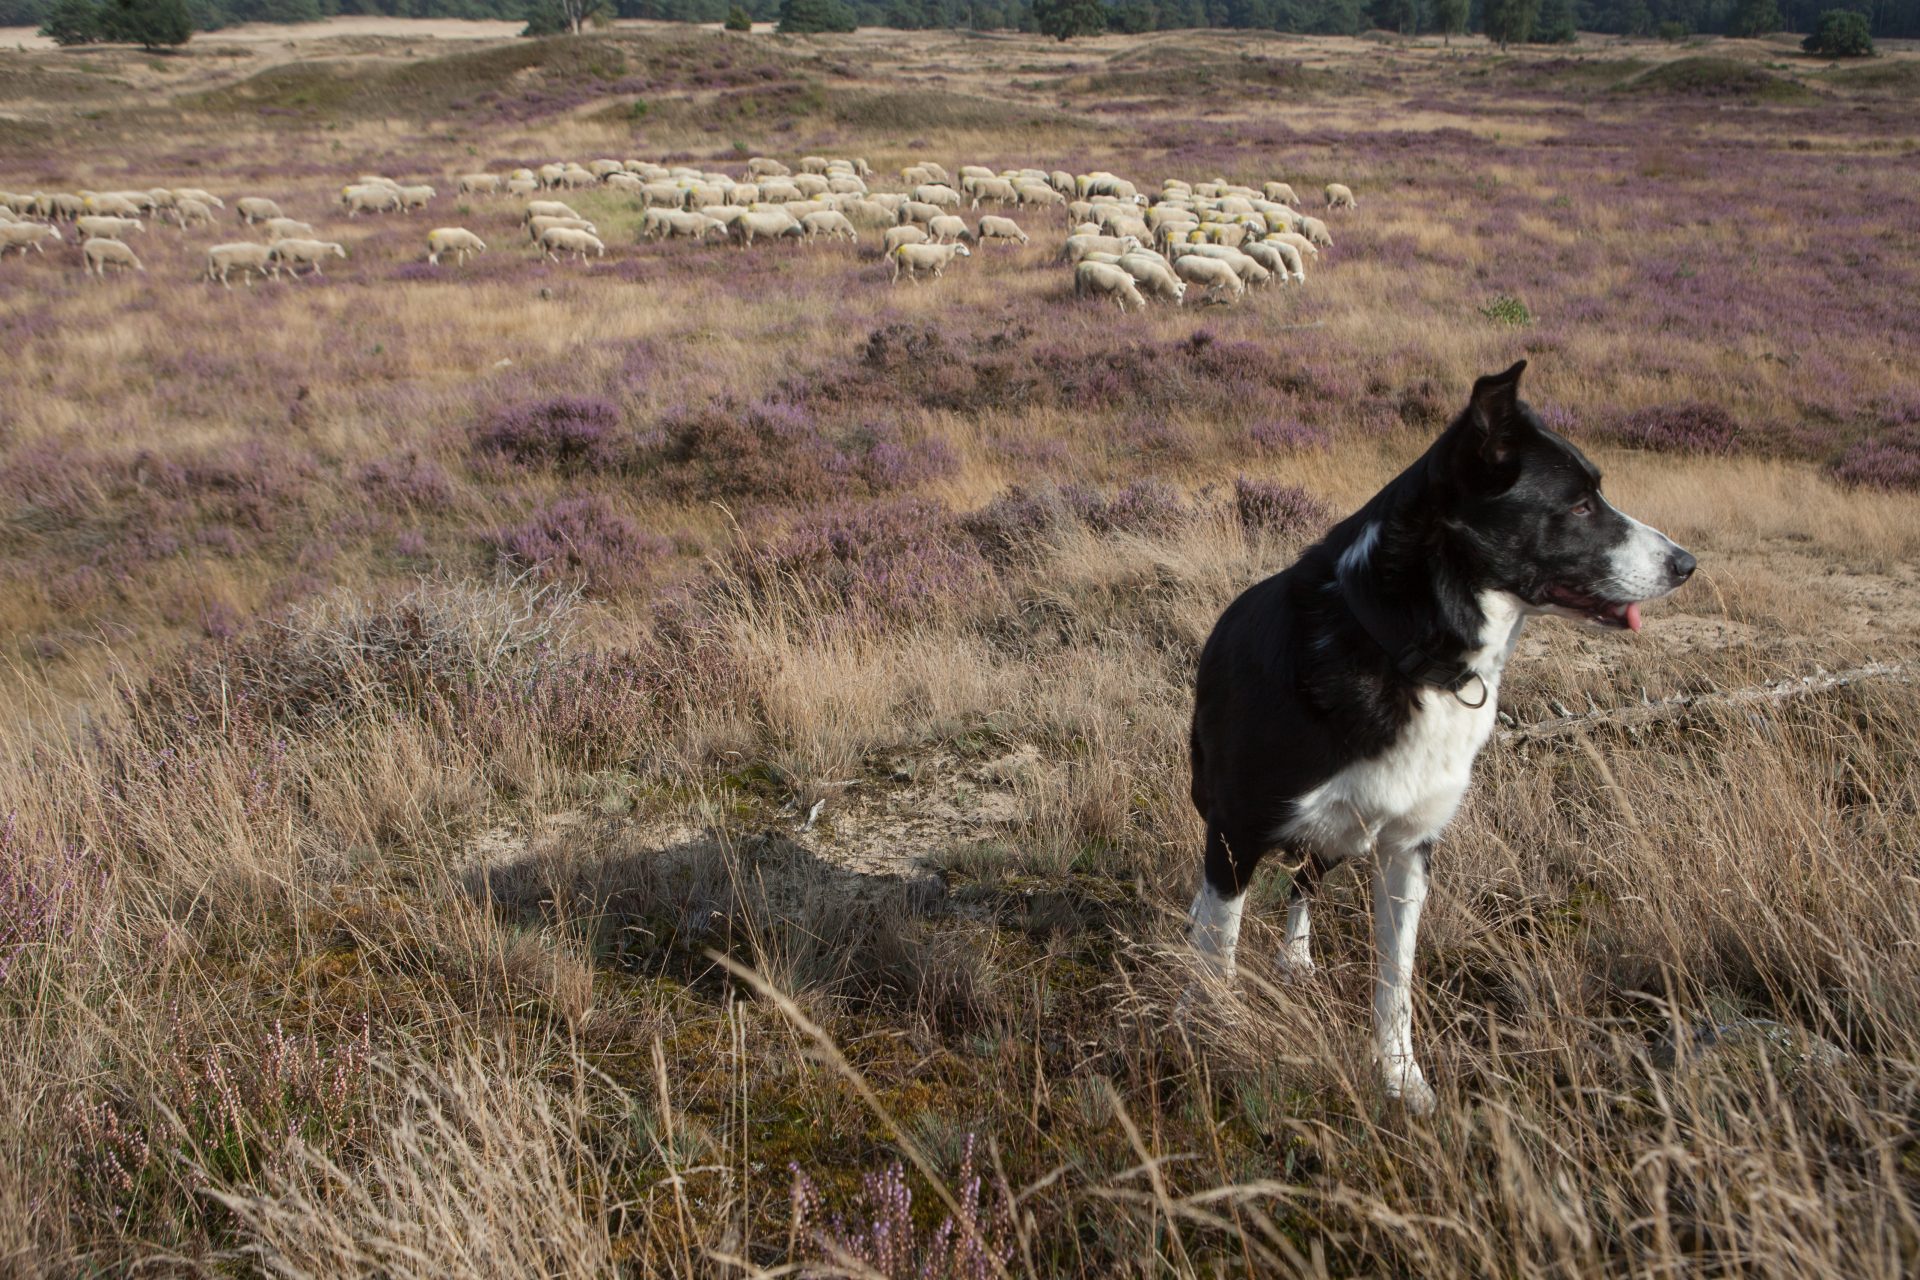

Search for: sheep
xmin=827 ymin=175 xmax=867 ymax=196
xmin=75 ymin=215 xmax=144 ymax=240
xmin=896 ymin=201 xmax=944 ymax=228
xmin=797 ymin=155 xmax=829 ymax=175
xmin=82 ymin=237 xmax=143 ymax=278
xmin=728 ymin=210 xmax=803 ymax=247
xmin=168 ymin=198 xmax=215 ymax=230
xmin=1263 ymin=181 xmax=1299 ymax=206
xmin=1075 ymin=261 xmax=1148 ymax=312
xmin=1049 ymin=170 xmax=1076 ymax=196
xmin=536 ymin=163 xmax=566 ymax=188
xmin=1240 ymin=238 xmax=1303 ymax=284
xmin=588 ymin=159 xmax=625 ymax=179
xmin=918 ymin=161 xmax=952 ymax=186
xmin=927 ymin=214 xmax=974 ymax=245
xmin=758 ymin=180 xmax=803 ymax=203
xmin=685 ymin=184 xmax=729 ymax=210
xmin=0 ymin=222 xmax=60 ymax=257
xmin=842 ymin=198 xmax=896 ymax=229
xmin=1118 ymin=251 xmax=1186 ymax=304
xmin=747 ymin=157 xmax=790 ymax=178
xmin=889 ymin=240 xmax=970 ymax=285
xmin=1270 ymin=230 xmax=1319 ymax=260
xmin=79 ymin=193 xmax=139 ymax=218
xmin=525 ymin=200 xmax=582 ymax=223
xmin=643 ymin=209 xmax=723 ymax=241
xmin=40 ymin=193 xmax=83 ymax=220
xmin=394 ymin=184 xmax=436 ymax=212
xmin=1063 ymin=233 xmax=1140 ymax=264
xmin=506 ymin=177 xmax=540 ymax=197
xmin=1016 ymin=182 xmax=1065 ymax=210
xmin=426 ymin=227 xmax=487 ymax=266
xmin=964 ymin=176 xmax=1018 ymax=208
xmin=268 ymin=238 xmax=347 ymax=279
xmin=1325 ymin=183 xmax=1356 ymax=211
xmin=538 ymin=227 xmax=606 ymax=262
xmin=603 ymin=173 xmax=644 ymax=194
xmin=263 ymin=217 xmax=317 ymax=242
xmin=528 ymin=216 xmax=598 ymax=243
xmin=202 ymin=241 xmax=275 ymax=287
xmin=169 ymin=187 xmax=221 ymax=211
xmin=341 ymin=185 xmax=400 ymax=216
xmin=912 ymin=184 xmax=962 ymax=210
xmin=1299 ymin=216 xmax=1334 ymax=248
xmin=976 ymin=215 xmax=1029 ymax=246
xmin=236 ymin=196 xmax=284 ymax=224
xmin=552 ymin=168 xmax=597 ymax=190
xmin=792 ymin=174 xmax=831 ymax=198
xmin=457 ymin=173 xmax=501 ymax=195
xmin=702 ymin=205 xmax=751 ymax=228
xmin=1173 ymin=254 xmax=1245 ymax=302
xmin=882 ymin=224 xmax=928 ymax=253
xmin=799 ymin=210 xmax=858 ymax=243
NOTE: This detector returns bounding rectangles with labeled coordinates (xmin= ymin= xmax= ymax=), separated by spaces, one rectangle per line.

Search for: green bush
xmin=724 ymin=4 xmax=751 ymax=29
xmin=40 ymin=0 xmax=102 ymax=44
xmin=776 ymin=0 xmax=853 ymax=32
xmin=1033 ymin=0 xmax=1106 ymax=41
xmin=1656 ymin=19 xmax=1688 ymax=39
xmin=1728 ymin=0 xmax=1780 ymax=37
xmin=1803 ymin=9 xmax=1874 ymax=57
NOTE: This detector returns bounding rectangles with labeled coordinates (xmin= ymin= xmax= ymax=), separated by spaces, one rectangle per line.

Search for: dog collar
xmin=1337 ymin=568 xmax=1489 ymax=708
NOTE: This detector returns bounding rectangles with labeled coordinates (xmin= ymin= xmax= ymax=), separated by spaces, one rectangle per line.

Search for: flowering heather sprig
xmin=1605 ymin=402 xmax=1742 ymax=455
xmin=0 ymin=812 xmax=103 ymax=989
xmin=788 ymin=1134 xmax=1012 ymax=1280
xmin=1233 ymin=477 xmax=1333 ymax=540
xmin=472 ymin=396 xmax=629 ymax=474
xmin=1831 ymin=427 xmax=1920 ymax=492
xmin=486 ymin=496 xmax=672 ymax=598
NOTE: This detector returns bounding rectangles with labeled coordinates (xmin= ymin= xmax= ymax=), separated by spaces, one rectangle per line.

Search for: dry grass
xmin=1 ymin=19 xmax=1917 ymax=1279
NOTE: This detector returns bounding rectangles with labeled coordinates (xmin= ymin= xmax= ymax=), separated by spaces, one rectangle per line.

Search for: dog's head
xmin=1440 ymin=361 xmax=1695 ymax=631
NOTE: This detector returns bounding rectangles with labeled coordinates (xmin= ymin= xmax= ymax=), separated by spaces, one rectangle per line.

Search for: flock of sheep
xmin=0 ymin=158 xmax=1356 ymax=308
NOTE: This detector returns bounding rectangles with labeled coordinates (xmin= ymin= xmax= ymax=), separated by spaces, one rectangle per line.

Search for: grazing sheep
xmin=506 ymin=176 xmax=539 ymax=197
xmin=882 ymin=225 xmax=928 ymax=253
xmin=791 ymin=174 xmax=831 ymax=198
xmin=797 ymin=155 xmax=830 ymax=175
xmin=1064 ymin=233 xmax=1140 ymax=264
xmin=1075 ymin=261 xmax=1148 ymax=312
xmin=977 ymin=215 xmax=1029 ymax=246
xmin=341 ymin=185 xmax=400 ymax=216
xmin=426 ymin=227 xmax=486 ymax=266
xmin=603 ymin=173 xmax=644 ymax=194
xmin=758 ymin=181 xmax=803 ymax=203
xmin=269 ymin=238 xmax=347 ymax=279
xmin=900 ymin=165 xmax=932 ymax=188
xmin=889 ymin=240 xmax=970 ymax=285
xmin=1300 ymin=216 xmax=1334 ymax=248
xmin=728 ymin=210 xmax=802 ymax=247
xmin=1174 ymin=254 xmax=1245 ymax=302
xmin=800 ymin=210 xmax=858 ymax=243
xmin=525 ymin=200 xmax=582 ymax=223
xmin=1117 ymin=252 xmax=1187 ymax=304
xmin=262 ymin=217 xmax=317 ymax=242
xmin=82 ymin=237 xmax=143 ymax=278
xmin=202 ymin=241 xmax=275 ymax=287
xmin=964 ymin=176 xmax=1018 ymax=208
xmin=236 ymin=196 xmax=284 ymax=224
xmin=912 ymin=184 xmax=963 ymax=210
xmin=643 ymin=210 xmax=723 ymax=241
xmin=747 ymin=157 xmax=790 ymax=178
xmin=0 ymin=222 xmax=60 ymax=257
xmin=175 ymin=188 xmax=222 ymax=210
xmin=587 ymin=159 xmax=625 ymax=179
xmin=552 ymin=168 xmax=597 ymax=190
xmin=457 ymin=173 xmax=501 ymax=195
xmin=927 ymin=214 xmax=973 ymax=245
xmin=1016 ymin=183 xmax=1065 ymax=210
xmin=397 ymin=184 xmax=436 ymax=212
xmin=83 ymin=193 xmax=142 ymax=217
xmin=842 ymin=198 xmax=896 ymax=229
xmin=43 ymin=193 xmax=84 ymax=220
xmin=1240 ymin=239 xmax=1303 ymax=284
xmin=537 ymin=227 xmax=606 ymax=262
xmin=1270 ymin=230 xmax=1319 ymax=260
xmin=1263 ymin=181 xmax=1299 ymax=206
xmin=75 ymin=215 xmax=143 ymax=240
xmin=526 ymin=214 xmax=591 ymax=242
xmin=1325 ymin=183 xmax=1356 ymax=211
xmin=896 ymin=200 xmax=944 ymax=228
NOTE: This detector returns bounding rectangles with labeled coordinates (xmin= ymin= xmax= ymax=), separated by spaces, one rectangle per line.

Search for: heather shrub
xmin=0 ymin=814 xmax=102 ymax=993
xmin=1248 ymin=418 xmax=1331 ymax=453
xmin=961 ymin=484 xmax=1098 ymax=562
xmin=1831 ymin=427 xmax=1920 ymax=492
xmin=653 ymin=403 xmax=954 ymax=505
xmin=1232 ymin=477 xmax=1333 ymax=540
xmin=730 ymin=498 xmax=992 ymax=626
xmin=1083 ymin=478 xmax=1192 ymax=537
xmin=472 ymin=396 xmax=627 ymax=474
xmin=356 ymin=451 xmax=456 ymax=512
xmin=788 ymin=1135 xmax=1012 ymax=1280
xmin=488 ymin=496 xmax=671 ymax=597
xmin=1605 ymin=402 xmax=1742 ymax=454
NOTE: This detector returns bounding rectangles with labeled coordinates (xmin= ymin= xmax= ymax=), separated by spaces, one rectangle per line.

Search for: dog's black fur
xmin=1190 ymin=361 xmax=1696 ymax=902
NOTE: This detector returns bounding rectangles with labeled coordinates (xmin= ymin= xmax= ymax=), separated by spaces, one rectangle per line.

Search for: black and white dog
xmin=1188 ymin=361 xmax=1695 ymax=1112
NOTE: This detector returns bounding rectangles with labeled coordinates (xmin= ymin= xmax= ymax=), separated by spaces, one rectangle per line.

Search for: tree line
xmin=15 ymin=0 xmax=1909 ymax=52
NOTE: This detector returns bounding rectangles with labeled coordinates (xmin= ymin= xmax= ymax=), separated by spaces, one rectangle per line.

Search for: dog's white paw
xmin=1275 ymin=945 xmax=1316 ymax=979
xmin=1381 ymin=1058 xmax=1437 ymax=1116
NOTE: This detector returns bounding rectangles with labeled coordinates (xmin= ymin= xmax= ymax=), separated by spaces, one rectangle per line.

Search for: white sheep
xmin=506 ymin=176 xmax=539 ymax=197
xmin=758 ymin=180 xmax=803 ymax=203
xmin=269 ymin=238 xmax=347 ymax=279
xmin=643 ymin=209 xmax=723 ymax=241
xmin=1064 ymin=233 xmax=1140 ymax=264
xmin=882 ymin=224 xmax=928 ymax=253
xmin=263 ymin=217 xmax=317 ymax=242
xmin=747 ymin=157 xmax=790 ymax=178
xmin=912 ymin=184 xmax=963 ymax=210
xmin=927 ymin=214 xmax=973 ymax=245
xmin=397 ymin=184 xmax=436 ymax=212
xmin=528 ymin=215 xmax=597 ymax=243
xmin=889 ymin=240 xmax=970 ymax=284
xmin=800 ymin=210 xmax=858 ymax=243
xmin=1270 ymin=230 xmax=1319 ymax=260
xmin=236 ymin=196 xmax=284 ymax=224
xmin=1117 ymin=252 xmax=1186 ymax=304
xmin=426 ymin=227 xmax=487 ymax=266
xmin=897 ymin=200 xmax=944 ymax=227
xmin=168 ymin=198 xmax=215 ymax=230
xmin=1174 ymin=254 xmax=1245 ymax=302
xmin=728 ymin=210 xmax=802 ymax=247
xmin=341 ymin=185 xmax=399 ymax=216
xmin=1263 ymin=181 xmax=1299 ymax=206
xmin=1075 ymin=261 xmax=1147 ymax=312
xmin=75 ymin=215 xmax=144 ymax=240
xmin=1325 ymin=183 xmax=1356 ymax=211
xmin=1299 ymin=216 xmax=1333 ymax=248
xmin=976 ymin=216 xmax=1029 ymax=246
xmin=173 ymin=186 xmax=223 ymax=210
xmin=1240 ymin=239 xmax=1303 ymax=284
xmin=0 ymin=222 xmax=61 ymax=257
xmin=964 ymin=176 xmax=1018 ymax=208
xmin=603 ymin=173 xmax=643 ymax=194
xmin=202 ymin=241 xmax=275 ymax=287
xmin=524 ymin=200 xmax=581 ymax=223
xmin=82 ymin=237 xmax=143 ymax=278
xmin=791 ymin=174 xmax=831 ymax=198
xmin=83 ymin=193 xmax=142 ymax=217
xmin=538 ymin=226 xmax=606 ymax=262
xmin=457 ymin=173 xmax=501 ymax=195
xmin=1016 ymin=183 xmax=1065 ymax=210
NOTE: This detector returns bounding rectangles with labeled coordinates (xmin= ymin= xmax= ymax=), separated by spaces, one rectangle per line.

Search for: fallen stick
xmin=1499 ymin=660 xmax=1914 ymax=744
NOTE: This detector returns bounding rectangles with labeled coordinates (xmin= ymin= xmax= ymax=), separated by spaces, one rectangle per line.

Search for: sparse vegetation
xmin=0 ymin=20 xmax=1917 ymax=1280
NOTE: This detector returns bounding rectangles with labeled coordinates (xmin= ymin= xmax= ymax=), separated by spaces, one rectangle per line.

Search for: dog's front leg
xmin=1372 ymin=840 xmax=1436 ymax=1115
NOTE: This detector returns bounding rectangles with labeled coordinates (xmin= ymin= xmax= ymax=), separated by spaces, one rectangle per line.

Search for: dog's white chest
xmin=1281 ymin=592 xmax=1524 ymax=861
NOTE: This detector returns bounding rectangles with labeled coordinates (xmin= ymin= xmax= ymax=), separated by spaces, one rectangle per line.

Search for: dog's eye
xmin=1570 ymin=499 xmax=1593 ymax=517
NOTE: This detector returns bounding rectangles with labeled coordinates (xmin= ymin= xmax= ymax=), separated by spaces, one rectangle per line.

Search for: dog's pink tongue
xmin=1625 ymin=602 xmax=1643 ymax=632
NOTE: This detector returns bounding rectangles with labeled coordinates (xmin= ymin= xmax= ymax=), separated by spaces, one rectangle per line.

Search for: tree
xmin=1803 ymin=8 xmax=1873 ymax=53
xmin=40 ymin=0 xmax=103 ymax=43
xmin=522 ymin=0 xmax=606 ymax=35
xmin=1482 ymin=0 xmax=1538 ymax=47
xmin=724 ymin=2 xmax=751 ymax=25
xmin=1369 ymin=0 xmax=1418 ymax=32
xmin=776 ymin=0 xmax=856 ymax=30
xmin=1533 ymin=0 xmax=1576 ymax=41
xmin=103 ymin=0 xmax=190 ymax=48
xmin=1433 ymin=0 xmax=1469 ymax=43
xmin=1620 ymin=0 xmax=1652 ymax=35
xmin=1032 ymin=0 xmax=1106 ymax=39
xmin=1729 ymin=0 xmax=1781 ymax=35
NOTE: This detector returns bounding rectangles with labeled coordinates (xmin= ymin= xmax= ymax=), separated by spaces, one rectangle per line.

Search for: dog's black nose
xmin=1668 ymin=548 xmax=1697 ymax=582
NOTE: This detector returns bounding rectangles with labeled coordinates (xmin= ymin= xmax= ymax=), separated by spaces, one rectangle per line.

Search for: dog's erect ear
xmin=1466 ymin=360 xmax=1529 ymax=466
